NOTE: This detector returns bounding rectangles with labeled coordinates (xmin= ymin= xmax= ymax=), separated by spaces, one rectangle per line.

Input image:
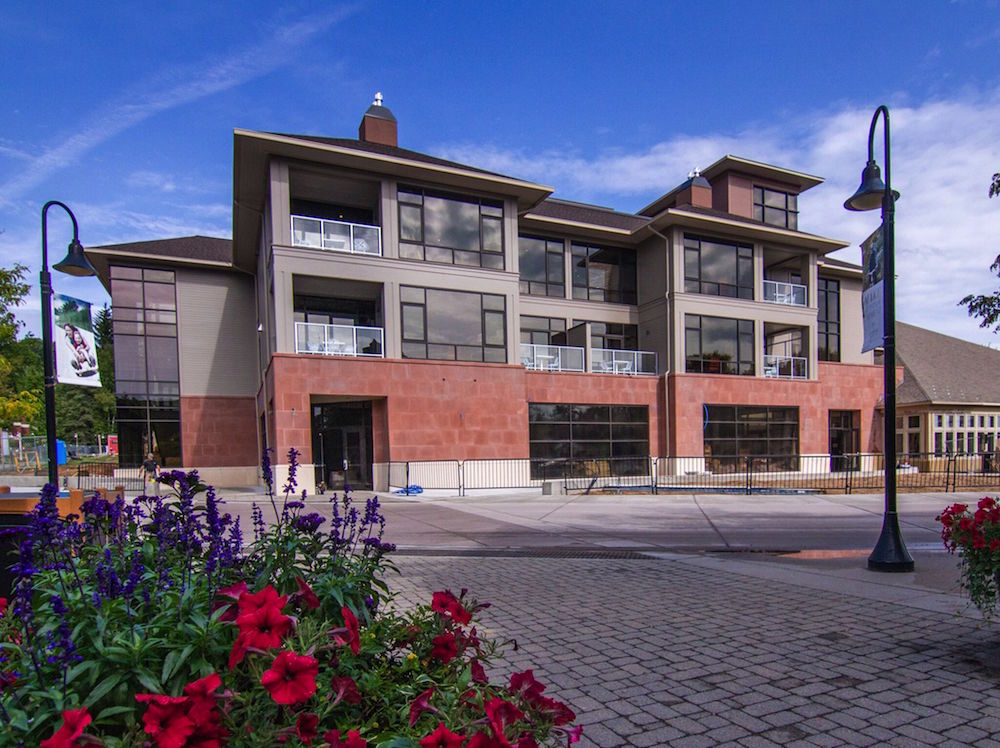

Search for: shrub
xmin=0 ymin=450 xmax=580 ymax=746
xmin=938 ymin=496 xmax=1000 ymax=617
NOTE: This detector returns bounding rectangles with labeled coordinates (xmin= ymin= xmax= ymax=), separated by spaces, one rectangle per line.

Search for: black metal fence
xmin=385 ymin=452 xmax=1000 ymax=496
xmin=70 ymin=463 xmax=144 ymax=493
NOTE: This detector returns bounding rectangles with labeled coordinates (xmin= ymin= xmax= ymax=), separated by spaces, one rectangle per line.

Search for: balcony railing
xmin=291 ymin=215 xmax=382 ymax=256
xmin=295 ymin=322 xmax=384 ymax=358
xmin=520 ymin=343 xmax=585 ymax=372
xmin=763 ymin=354 xmax=807 ymax=379
xmin=592 ymin=348 xmax=658 ymax=375
xmin=762 ymin=279 xmax=807 ymax=306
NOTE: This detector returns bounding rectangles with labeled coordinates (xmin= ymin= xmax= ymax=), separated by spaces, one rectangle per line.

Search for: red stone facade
xmin=181 ymin=396 xmax=259 ymax=467
xmin=668 ymin=361 xmax=885 ymax=456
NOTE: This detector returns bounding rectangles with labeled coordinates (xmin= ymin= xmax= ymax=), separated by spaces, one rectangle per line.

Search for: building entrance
xmin=829 ymin=410 xmax=860 ymax=471
xmin=311 ymin=402 xmax=373 ymax=490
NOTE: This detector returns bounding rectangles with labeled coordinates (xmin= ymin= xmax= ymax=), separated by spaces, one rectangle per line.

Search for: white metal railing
xmin=592 ymin=348 xmax=657 ymax=375
xmin=291 ymin=215 xmax=382 ymax=256
xmin=763 ymin=354 xmax=807 ymax=379
xmin=762 ymin=279 xmax=807 ymax=306
xmin=520 ymin=343 xmax=585 ymax=372
xmin=295 ymin=322 xmax=384 ymax=358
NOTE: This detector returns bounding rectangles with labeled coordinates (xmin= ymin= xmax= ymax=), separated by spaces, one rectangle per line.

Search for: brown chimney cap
xmin=363 ymin=92 xmax=396 ymax=123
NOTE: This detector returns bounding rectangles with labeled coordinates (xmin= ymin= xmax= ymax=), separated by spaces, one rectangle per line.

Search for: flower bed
xmin=0 ymin=450 xmax=580 ymax=746
xmin=938 ymin=496 xmax=1000 ymax=618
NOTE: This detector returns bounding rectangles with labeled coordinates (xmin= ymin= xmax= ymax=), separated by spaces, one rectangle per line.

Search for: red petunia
xmin=0 ymin=597 xmax=7 ymax=617
xmin=324 ymin=729 xmax=368 ymax=748
xmin=418 ymin=722 xmax=465 ymax=748
xmin=515 ymin=736 xmax=539 ymax=748
xmin=409 ymin=687 xmax=437 ymax=726
xmin=238 ymin=585 xmax=288 ymax=617
xmin=465 ymin=733 xmax=508 ymax=748
xmin=237 ymin=603 xmax=294 ymax=649
xmin=331 ymin=675 xmax=362 ymax=706
xmin=431 ymin=590 xmax=472 ymax=626
xmin=331 ymin=606 xmax=361 ymax=655
xmin=297 ymin=713 xmax=320 ymax=744
xmin=529 ymin=695 xmax=576 ymax=726
xmin=430 ymin=632 xmax=458 ymax=663
xmin=261 ymin=650 xmax=319 ymax=705
xmin=214 ymin=581 xmax=248 ymax=622
xmin=40 ymin=707 xmax=92 ymax=748
xmin=484 ymin=698 xmax=525 ymax=742
xmin=184 ymin=672 xmax=222 ymax=725
xmin=296 ymin=576 xmax=321 ymax=610
xmin=508 ymin=670 xmax=545 ymax=700
xmin=470 ymin=658 xmax=489 ymax=684
xmin=135 ymin=694 xmax=196 ymax=748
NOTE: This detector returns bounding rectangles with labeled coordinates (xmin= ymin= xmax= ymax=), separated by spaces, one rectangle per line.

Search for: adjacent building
xmin=88 ymin=96 xmax=886 ymax=491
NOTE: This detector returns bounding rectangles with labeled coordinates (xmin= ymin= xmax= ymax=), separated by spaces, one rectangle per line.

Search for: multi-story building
xmin=87 ymin=96 xmax=884 ymax=491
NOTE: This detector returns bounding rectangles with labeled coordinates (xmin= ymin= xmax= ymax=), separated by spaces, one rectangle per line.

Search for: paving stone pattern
xmin=389 ymin=555 xmax=1000 ymax=748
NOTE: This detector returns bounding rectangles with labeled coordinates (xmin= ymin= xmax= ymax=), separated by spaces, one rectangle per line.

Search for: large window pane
xmin=398 ymin=187 xmax=504 ymax=269
xmin=570 ymin=243 xmax=636 ymax=304
xmin=401 ymin=286 xmax=506 ymax=362
xmin=684 ymin=235 xmax=753 ymax=299
xmin=704 ymin=405 xmax=800 ymax=471
xmin=528 ymin=402 xmax=649 ymax=478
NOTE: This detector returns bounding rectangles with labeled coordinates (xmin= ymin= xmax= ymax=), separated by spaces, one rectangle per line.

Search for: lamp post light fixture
xmin=844 ymin=105 xmax=914 ymax=572
xmin=40 ymin=201 xmax=97 ymax=488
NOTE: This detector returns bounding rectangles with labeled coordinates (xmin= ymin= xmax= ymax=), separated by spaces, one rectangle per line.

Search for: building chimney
xmin=358 ymin=92 xmax=398 ymax=147
xmin=674 ymin=168 xmax=713 ymax=209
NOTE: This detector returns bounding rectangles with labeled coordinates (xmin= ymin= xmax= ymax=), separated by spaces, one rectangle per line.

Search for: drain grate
xmin=394 ymin=547 xmax=653 ymax=560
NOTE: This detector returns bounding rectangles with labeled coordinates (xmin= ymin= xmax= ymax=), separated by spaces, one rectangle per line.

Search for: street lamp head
xmin=844 ymin=159 xmax=887 ymax=211
xmin=53 ymin=238 xmax=97 ymax=277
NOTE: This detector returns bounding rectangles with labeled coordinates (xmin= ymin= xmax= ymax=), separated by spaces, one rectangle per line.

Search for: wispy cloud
xmin=436 ymin=92 xmax=1000 ymax=346
xmin=0 ymin=8 xmax=354 ymax=207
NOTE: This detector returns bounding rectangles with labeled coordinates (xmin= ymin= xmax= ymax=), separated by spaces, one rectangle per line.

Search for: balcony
xmin=762 ymin=279 xmax=807 ymax=306
xmin=592 ymin=348 xmax=657 ymax=375
xmin=763 ymin=354 xmax=807 ymax=379
xmin=521 ymin=343 xmax=585 ymax=372
xmin=295 ymin=322 xmax=384 ymax=358
xmin=291 ymin=215 xmax=382 ymax=256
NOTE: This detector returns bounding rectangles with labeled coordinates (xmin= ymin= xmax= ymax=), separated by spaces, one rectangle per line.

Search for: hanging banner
xmin=861 ymin=226 xmax=885 ymax=353
xmin=53 ymin=294 xmax=101 ymax=387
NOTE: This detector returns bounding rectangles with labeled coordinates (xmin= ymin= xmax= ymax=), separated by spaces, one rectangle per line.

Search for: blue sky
xmin=2 ymin=1 xmax=1000 ymax=345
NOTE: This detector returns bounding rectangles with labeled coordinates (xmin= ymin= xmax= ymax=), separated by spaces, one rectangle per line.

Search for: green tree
xmin=960 ymin=173 xmax=1000 ymax=332
xmin=0 ymin=264 xmax=42 ymax=427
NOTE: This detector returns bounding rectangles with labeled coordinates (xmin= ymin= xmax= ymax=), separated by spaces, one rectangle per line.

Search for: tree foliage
xmin=0 ymin=264 xmax=41 ymax=427
xmin=959 ymin=173 xmax=1000 ymax=333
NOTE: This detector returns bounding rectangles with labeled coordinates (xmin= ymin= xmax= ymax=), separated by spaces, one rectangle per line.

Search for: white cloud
xmin=0 ymin=8 xmax=354 ymax=207
xmin=436 ymin=92 xmax=1000 ymax=347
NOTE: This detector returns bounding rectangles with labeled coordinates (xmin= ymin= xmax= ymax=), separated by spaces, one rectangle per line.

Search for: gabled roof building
xmin=88 ymin=96 xmax=887 ymax=491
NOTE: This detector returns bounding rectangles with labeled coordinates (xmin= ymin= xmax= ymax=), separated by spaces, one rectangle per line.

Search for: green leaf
xmin=161 ymin=649 xmax=181 ymax=683
xmin=94 ymin=705 xmax=136 ymax=722
xmin=135 ymin=669 xmax=161 ymax=693
xmin=84 ymin=673 xmax=122 ymax=707
xmin=376 ymin=739 xmax=419 ymax=748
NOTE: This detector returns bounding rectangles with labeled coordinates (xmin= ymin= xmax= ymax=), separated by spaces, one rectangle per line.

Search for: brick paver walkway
xmin=389 ymin=553 xmax=1000 ymax=748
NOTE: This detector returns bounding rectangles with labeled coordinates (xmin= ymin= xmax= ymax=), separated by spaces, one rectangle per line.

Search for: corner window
xmin=683 ymin=235 xmax=753 ymax=299
xmin=753 ymin=187 xmax=798 ymax=230
xmin=518 ymin=236 xmax=565 ymax=297
xmin=570 ymin=243 xmax=636 ymax=304
xmin=398 ymin=187 xmax=504 ymax=269
xmin=520 ymin=316 xmax=566 ymax=345
xmin=685 ymin=315 xmax=754 ymax=376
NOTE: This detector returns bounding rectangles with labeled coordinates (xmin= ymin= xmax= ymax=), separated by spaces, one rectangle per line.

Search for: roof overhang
xmin=85 ymin=245 xmax=234 ymax=293
xmin=699 ymin=155 xmax=824 ymax=192
xmin=641 ymin=207 xmax=849 ymax=253
xmin=518 ymin=212 xmax=638 ymax=242
xmin=234 ymin=130 xmax=554 ymax=271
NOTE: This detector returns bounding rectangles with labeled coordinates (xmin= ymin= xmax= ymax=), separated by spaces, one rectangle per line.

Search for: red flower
xmin=465 ymin=734 xmax=507 ymax=748
xmin=228 ymin=631 xmax=251 ymax=670
xmin=430 ymin=632 xmax=458 ymax=663
xmin=418 ymin=722 xmax=465 ymax=748
xmin=296 ymin=576 xmax=321 ymax=610
xmin=297 ymin=713 xmax=320 ymax=744
xmin=214 ymin=581 xmax=248 ymax=621
xmin=509 ymin=670 xmax=545 ymax=700
xmin=331 ymin=675 xmax=362 ymax=706
xmin=239 ymin=585 xmax=287 ymax=617
xmin=484 ymin=698 xmax=524 ymax=742
xmin=237 ymin=603 xmax=294 ymax=649
xmin=566 ymin=725 xmax=583 ymax=744
xmin=261 ymin=650 xmax=319 ymax=705
xmin=135 ymin=694 xmax=196 ymax=748
xmin=470 ymin=658 xmax=489 ymax=683
xmin=990 ymin=539 xmax=1000 ymax=552
xmin=0 ymin=597 xmax=7 ymax=617
xmin=515 ymin=736 xmax=539 ymax=748
xmin=331 ymin=606 xmax=361 ymax=655
xmin=324 ymin=729 xmax=368 ymax=748
xmin=431 ymin=590 xmax=472 ymax=626
xmin=184 ymin=673 xmax=222 ymax=725
xmin=409 ymin=687 xmax=437 ymax=726
xmin=40 ymin=707 xmax=92 ymax=748
xmin=530 ymin=695 xmax=576 ymax=726
xmin=974 ymin=534 xmax=987 ymax=549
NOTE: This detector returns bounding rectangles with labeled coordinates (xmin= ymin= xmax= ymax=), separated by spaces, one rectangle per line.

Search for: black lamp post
xmin=844 ymin=105 xmax=914 ymax=572
xmin=41 ymin=201 xmax=97 ymax=488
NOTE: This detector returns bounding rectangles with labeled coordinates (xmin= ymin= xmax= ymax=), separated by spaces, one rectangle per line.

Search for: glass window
xmin=397 ymin=186 xmax=504 ymax=269
xmin=585 ymin=321 xmax=638 ymax=350
xmin=570 ymin=243 xmax=636 ymax=304
xmin=753 ymin=187 xmax=798 ymax=229
xmin=685 ymin=315 xmax=755 ymax=376
xmin=401 ymin=286 xmax=506 ymax=362
xmin=683 ymin=235 xmax=753 ymax=299
xmin=520 ymin=316 xmax=566 ymax=345
xmin=818 ymin=278 xmax=840 ymax=362
xmin=528 ymin=403 xmax=648 ymax=479
xmin=519 ymin=236 xmax=565 ymax=297
xmin=704 ymin=405 xmax=799 ymax=472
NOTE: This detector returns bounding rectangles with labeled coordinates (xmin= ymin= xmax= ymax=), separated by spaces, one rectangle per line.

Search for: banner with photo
xmin=53 ymin=293 xmax=102 ymax=387
xmin=861 ymin=226 xmax=885 ymax=353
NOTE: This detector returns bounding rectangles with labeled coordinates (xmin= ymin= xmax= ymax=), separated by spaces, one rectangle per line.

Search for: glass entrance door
xmin=312 ymin=402 xmax=373 ymax=489
xmin=829 ymin=410 xmax=860 ymax=471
